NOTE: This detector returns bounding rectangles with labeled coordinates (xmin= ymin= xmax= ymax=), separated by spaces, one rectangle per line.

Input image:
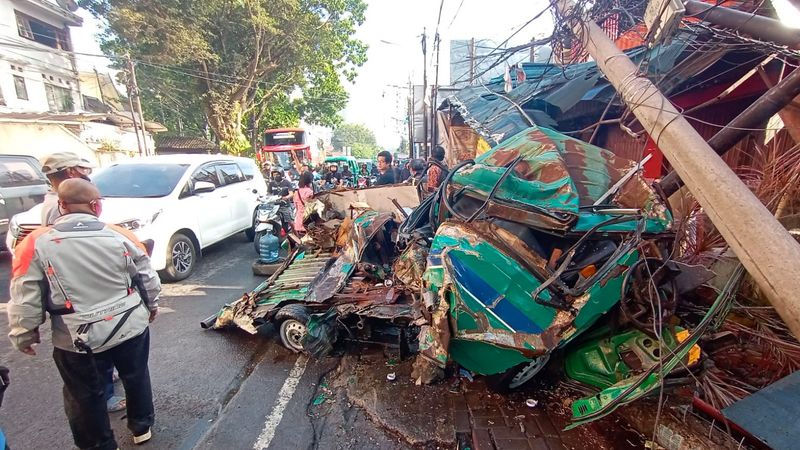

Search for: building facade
xmin=0 ymin=0 xmax=82 ymax=113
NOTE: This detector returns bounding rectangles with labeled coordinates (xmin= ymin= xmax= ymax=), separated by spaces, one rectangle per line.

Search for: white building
xmin=0 ymin=1 xmax=166 ymax=164
xmin=0 ymin=0 xmax=83 ymax=114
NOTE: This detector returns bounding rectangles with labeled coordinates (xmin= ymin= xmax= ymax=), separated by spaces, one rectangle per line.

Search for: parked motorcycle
xmin=253 ymin=194 xmax=292 ymax=255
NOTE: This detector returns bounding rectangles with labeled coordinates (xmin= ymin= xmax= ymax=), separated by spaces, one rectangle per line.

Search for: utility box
xmin=644 ymin=0 xmax=685 ymax=46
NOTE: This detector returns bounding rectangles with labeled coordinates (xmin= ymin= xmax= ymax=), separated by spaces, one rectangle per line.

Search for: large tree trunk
xmin=205 ymin=95 xmax=249 ymax=155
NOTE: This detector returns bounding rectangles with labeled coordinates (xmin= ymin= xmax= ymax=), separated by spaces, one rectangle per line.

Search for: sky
xmin=70 ymin=0 xmax=800 ymax=149
xmin=70 ymin=1 xmax=553 ymax=148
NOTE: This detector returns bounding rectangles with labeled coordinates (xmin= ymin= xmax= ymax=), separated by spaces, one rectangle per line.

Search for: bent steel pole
xmin=660 ymin=66 xmax=800 ymax=196
xmin=684 ymin=0 xmax=800 ymax=48
xmin=553 ymin=0 xmax=800 ymax=338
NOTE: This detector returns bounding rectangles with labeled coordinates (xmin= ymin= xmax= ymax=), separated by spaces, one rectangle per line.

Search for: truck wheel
xmin=275 ymin=305 xmax=310 ymax=353
xmin=160 ymin=233 xmax=197 ymax=283
xmin=486 ymin=353 xmax=551 ymax=393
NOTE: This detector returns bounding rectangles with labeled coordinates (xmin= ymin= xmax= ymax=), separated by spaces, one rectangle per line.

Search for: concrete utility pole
xmin=430 ymin=32 xmax=442 ymax=157
xmin=553 ymin=0 xmax=800 ymax=338
xmin=408 ymin=79 xmax=414 ymax=157
xmin=469 ymin=38 xmax=476 ymax=85
xmin=661 ymin=66 xmax=800 ymax=195
xmin=421 ymin=29 xmax=429 ymax=158
xmin=126 ymin=54 xmax=149 ymax=156
xmin=125 ymin=56 xmax=144 ymax=157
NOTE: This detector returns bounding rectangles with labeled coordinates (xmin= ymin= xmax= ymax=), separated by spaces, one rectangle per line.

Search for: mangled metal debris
xmin=205 ymin=126 xmax=722 ymax=428
xmin=203 ymin=184 xmax=423 ymax=355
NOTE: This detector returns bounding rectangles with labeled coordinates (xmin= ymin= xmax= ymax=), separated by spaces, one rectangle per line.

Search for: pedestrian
xmin=293 ymin=171 xmax=315 ymax=234
xmin=39 ymin=152 xmax=125 ymax=413
xmin=400 ymin=161 xmax=411 ymax=181
xmin=406 ymin=159 xmax=426 ymax=185
xmin=39 ymin=152 xmax=95 ymax=226
xmin=8 ymin=178 xmax=160 ymax=450
xmin=374 ymin=151 xmax=396 ymax=186
xmin=427 ymin=146 xmax=449 ymax=192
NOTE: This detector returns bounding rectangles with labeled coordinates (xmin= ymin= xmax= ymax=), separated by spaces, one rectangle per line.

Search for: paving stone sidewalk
xmin=335 ymin=349 xmax=644 ymax=449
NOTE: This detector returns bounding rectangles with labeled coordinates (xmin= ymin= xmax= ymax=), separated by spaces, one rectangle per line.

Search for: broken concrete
xmin=325 ymin=347 xmax=645 ymax=449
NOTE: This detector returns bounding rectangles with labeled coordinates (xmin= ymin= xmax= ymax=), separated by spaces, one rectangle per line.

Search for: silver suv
xmin=0 ymin=155 xmax=48 ymax=250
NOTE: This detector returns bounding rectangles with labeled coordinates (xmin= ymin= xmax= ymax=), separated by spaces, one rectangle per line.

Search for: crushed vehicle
xmin=203 ymin=184 xmax=423 ymax=355
xmin=402 ymin=126 xmax=711 ymax=423
xmin=205 ymin=125 xmax=716 ymax=426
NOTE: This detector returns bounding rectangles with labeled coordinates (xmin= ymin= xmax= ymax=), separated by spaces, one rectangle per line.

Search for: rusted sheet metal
xmin=331 ymin=284 xmax=421 ymax=321
xmin=393 ymin=243 xmax=429 ymax=292
xmin=450 ymin=126 xmax=672 ymax=233
xmin=212 ymin=249 xmax=334 ymax=333
xmin=305 ymin=211 xmax=395 ymax=303
xmin=315 ymin=184 xmax=421 ymax=216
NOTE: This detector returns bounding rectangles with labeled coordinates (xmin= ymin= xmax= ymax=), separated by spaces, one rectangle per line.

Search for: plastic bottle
xmin=259 ymin=232 xmax=280 ymax=263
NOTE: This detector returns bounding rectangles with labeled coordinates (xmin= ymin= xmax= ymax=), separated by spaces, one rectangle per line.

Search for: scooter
xmin=253 ymin=194 xmax=292 ymax=255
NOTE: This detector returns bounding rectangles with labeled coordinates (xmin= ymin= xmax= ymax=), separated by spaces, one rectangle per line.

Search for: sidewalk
xmin=330 ymin=349 xmax=644 ymax=449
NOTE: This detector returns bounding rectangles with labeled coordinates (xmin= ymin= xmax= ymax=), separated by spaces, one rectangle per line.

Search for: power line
xmin=447 ymin=0 xmax=466 ymax=29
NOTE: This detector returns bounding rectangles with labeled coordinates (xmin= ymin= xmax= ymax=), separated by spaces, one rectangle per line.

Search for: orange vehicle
xmin=258 ymin=128 xmax=312 ymax=170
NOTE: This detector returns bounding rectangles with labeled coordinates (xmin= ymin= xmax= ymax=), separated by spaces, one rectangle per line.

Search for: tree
xmin=80 ymin=0 xmax=367 ymax=154
xmin=331 ymin=123 xmax=380 ymax=159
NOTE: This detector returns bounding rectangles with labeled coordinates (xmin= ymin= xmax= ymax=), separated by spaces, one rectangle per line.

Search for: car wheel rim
xmin=172 ymin=241 xmax=193 ymax=274
xmin=509 ymin=354 xmax=550 ymax=389
xmin=281 ymin=320 xmax=307 ymax=352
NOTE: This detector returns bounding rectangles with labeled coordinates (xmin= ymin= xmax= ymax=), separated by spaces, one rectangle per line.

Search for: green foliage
xmin=80 ymin=0 xmax=367 ymax=150
xmin=331 ymin=123 xmax=379 ymax=159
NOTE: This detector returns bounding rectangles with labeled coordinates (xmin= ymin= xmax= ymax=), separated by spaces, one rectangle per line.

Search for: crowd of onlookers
xmin=260 ymin=146 xmax=449 ymax=193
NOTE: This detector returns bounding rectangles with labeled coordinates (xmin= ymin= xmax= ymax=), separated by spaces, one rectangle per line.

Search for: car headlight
xmin=119 ymin=209 xmax=162 ymax=231
xmin=8 ymin=217 xmax=20 ymax=238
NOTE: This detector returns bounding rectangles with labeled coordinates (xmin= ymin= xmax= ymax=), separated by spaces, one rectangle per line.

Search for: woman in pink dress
xmin=293 ymin=171 xmax=314 ymax=234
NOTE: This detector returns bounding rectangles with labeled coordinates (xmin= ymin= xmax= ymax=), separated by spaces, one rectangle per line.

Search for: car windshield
xmin=94 ymin=163 xmax=189 ymax=198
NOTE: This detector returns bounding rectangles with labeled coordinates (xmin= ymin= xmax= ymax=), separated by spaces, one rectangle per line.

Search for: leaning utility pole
xmin=125 ymin=56 xmax=143 ymax=156
xmin=469 ymin=38 xmax=476 ymax=85
xmin=421 ymin=29 xmax=429 ymax=158
xmin=126 ymin=55 xmax=149 ymax=156
xmin=553 ymin=0 xmax=800 ymax=338
xmin=430 ymin=32 xmax=442 ymax=157
xmin=408 ymin=79 xmax=415 ymax=157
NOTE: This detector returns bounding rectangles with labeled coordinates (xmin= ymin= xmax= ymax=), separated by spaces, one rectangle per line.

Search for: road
xmin=0 ymin=234 xmax=399 ymax=450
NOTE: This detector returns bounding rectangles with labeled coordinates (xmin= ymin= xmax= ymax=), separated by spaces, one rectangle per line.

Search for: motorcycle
xmin=253 ymin=194 xmax=292 ymax=255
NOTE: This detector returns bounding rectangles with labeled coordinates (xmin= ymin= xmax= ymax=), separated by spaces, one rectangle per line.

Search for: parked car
xmin=0 ymin=155 xmax=48 ymax=251
xmin=6 ymin=154 xmax=267 ymax=282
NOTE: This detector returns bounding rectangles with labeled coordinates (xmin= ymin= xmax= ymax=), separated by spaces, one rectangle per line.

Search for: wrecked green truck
xmin=204 ymin=125 xmax=708 ymax=425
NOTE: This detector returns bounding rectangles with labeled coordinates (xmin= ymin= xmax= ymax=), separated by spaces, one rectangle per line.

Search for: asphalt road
xmin=0 ymin=234 xmax=395 ymax=450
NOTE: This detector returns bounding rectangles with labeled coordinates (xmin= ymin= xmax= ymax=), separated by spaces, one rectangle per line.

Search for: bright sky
xmin=70 ymin=1 xmax=554 ymax=147
xmin=342 ymin=0 xmax=553 ymax=148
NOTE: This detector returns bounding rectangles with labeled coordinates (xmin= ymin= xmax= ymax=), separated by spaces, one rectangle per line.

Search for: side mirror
xmin=194 ymin=181 xmax=216 ymax=194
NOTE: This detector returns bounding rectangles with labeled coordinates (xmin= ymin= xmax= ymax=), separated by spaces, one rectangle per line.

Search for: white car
xmin=6 ymin=154 xmax=267 ymax=282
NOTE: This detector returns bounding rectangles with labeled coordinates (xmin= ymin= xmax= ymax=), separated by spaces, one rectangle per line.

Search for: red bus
xmin=258 ymin=128 xmax=311 ymax=169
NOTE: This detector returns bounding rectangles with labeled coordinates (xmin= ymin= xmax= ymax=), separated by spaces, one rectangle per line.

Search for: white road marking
xmin=252 ymin=356 xmax=308 ymax=450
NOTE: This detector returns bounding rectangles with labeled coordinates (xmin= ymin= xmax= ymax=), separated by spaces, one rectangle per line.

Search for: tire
xmin=486 ymin=353 xmax=551 ymax=393
xmin=245 ymin=227 xmax=256 ymax=242
xmin=274 ymin=305 xmax=310 ymax=353
xmin=159 ymin=233 xmax=197 ymax=283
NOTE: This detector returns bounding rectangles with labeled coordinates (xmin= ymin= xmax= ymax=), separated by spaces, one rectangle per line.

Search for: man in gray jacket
xmin=38 ymin=152 xmax=95 ymax=226
xmin=8 ymin=179 xmax=160 ymax=450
